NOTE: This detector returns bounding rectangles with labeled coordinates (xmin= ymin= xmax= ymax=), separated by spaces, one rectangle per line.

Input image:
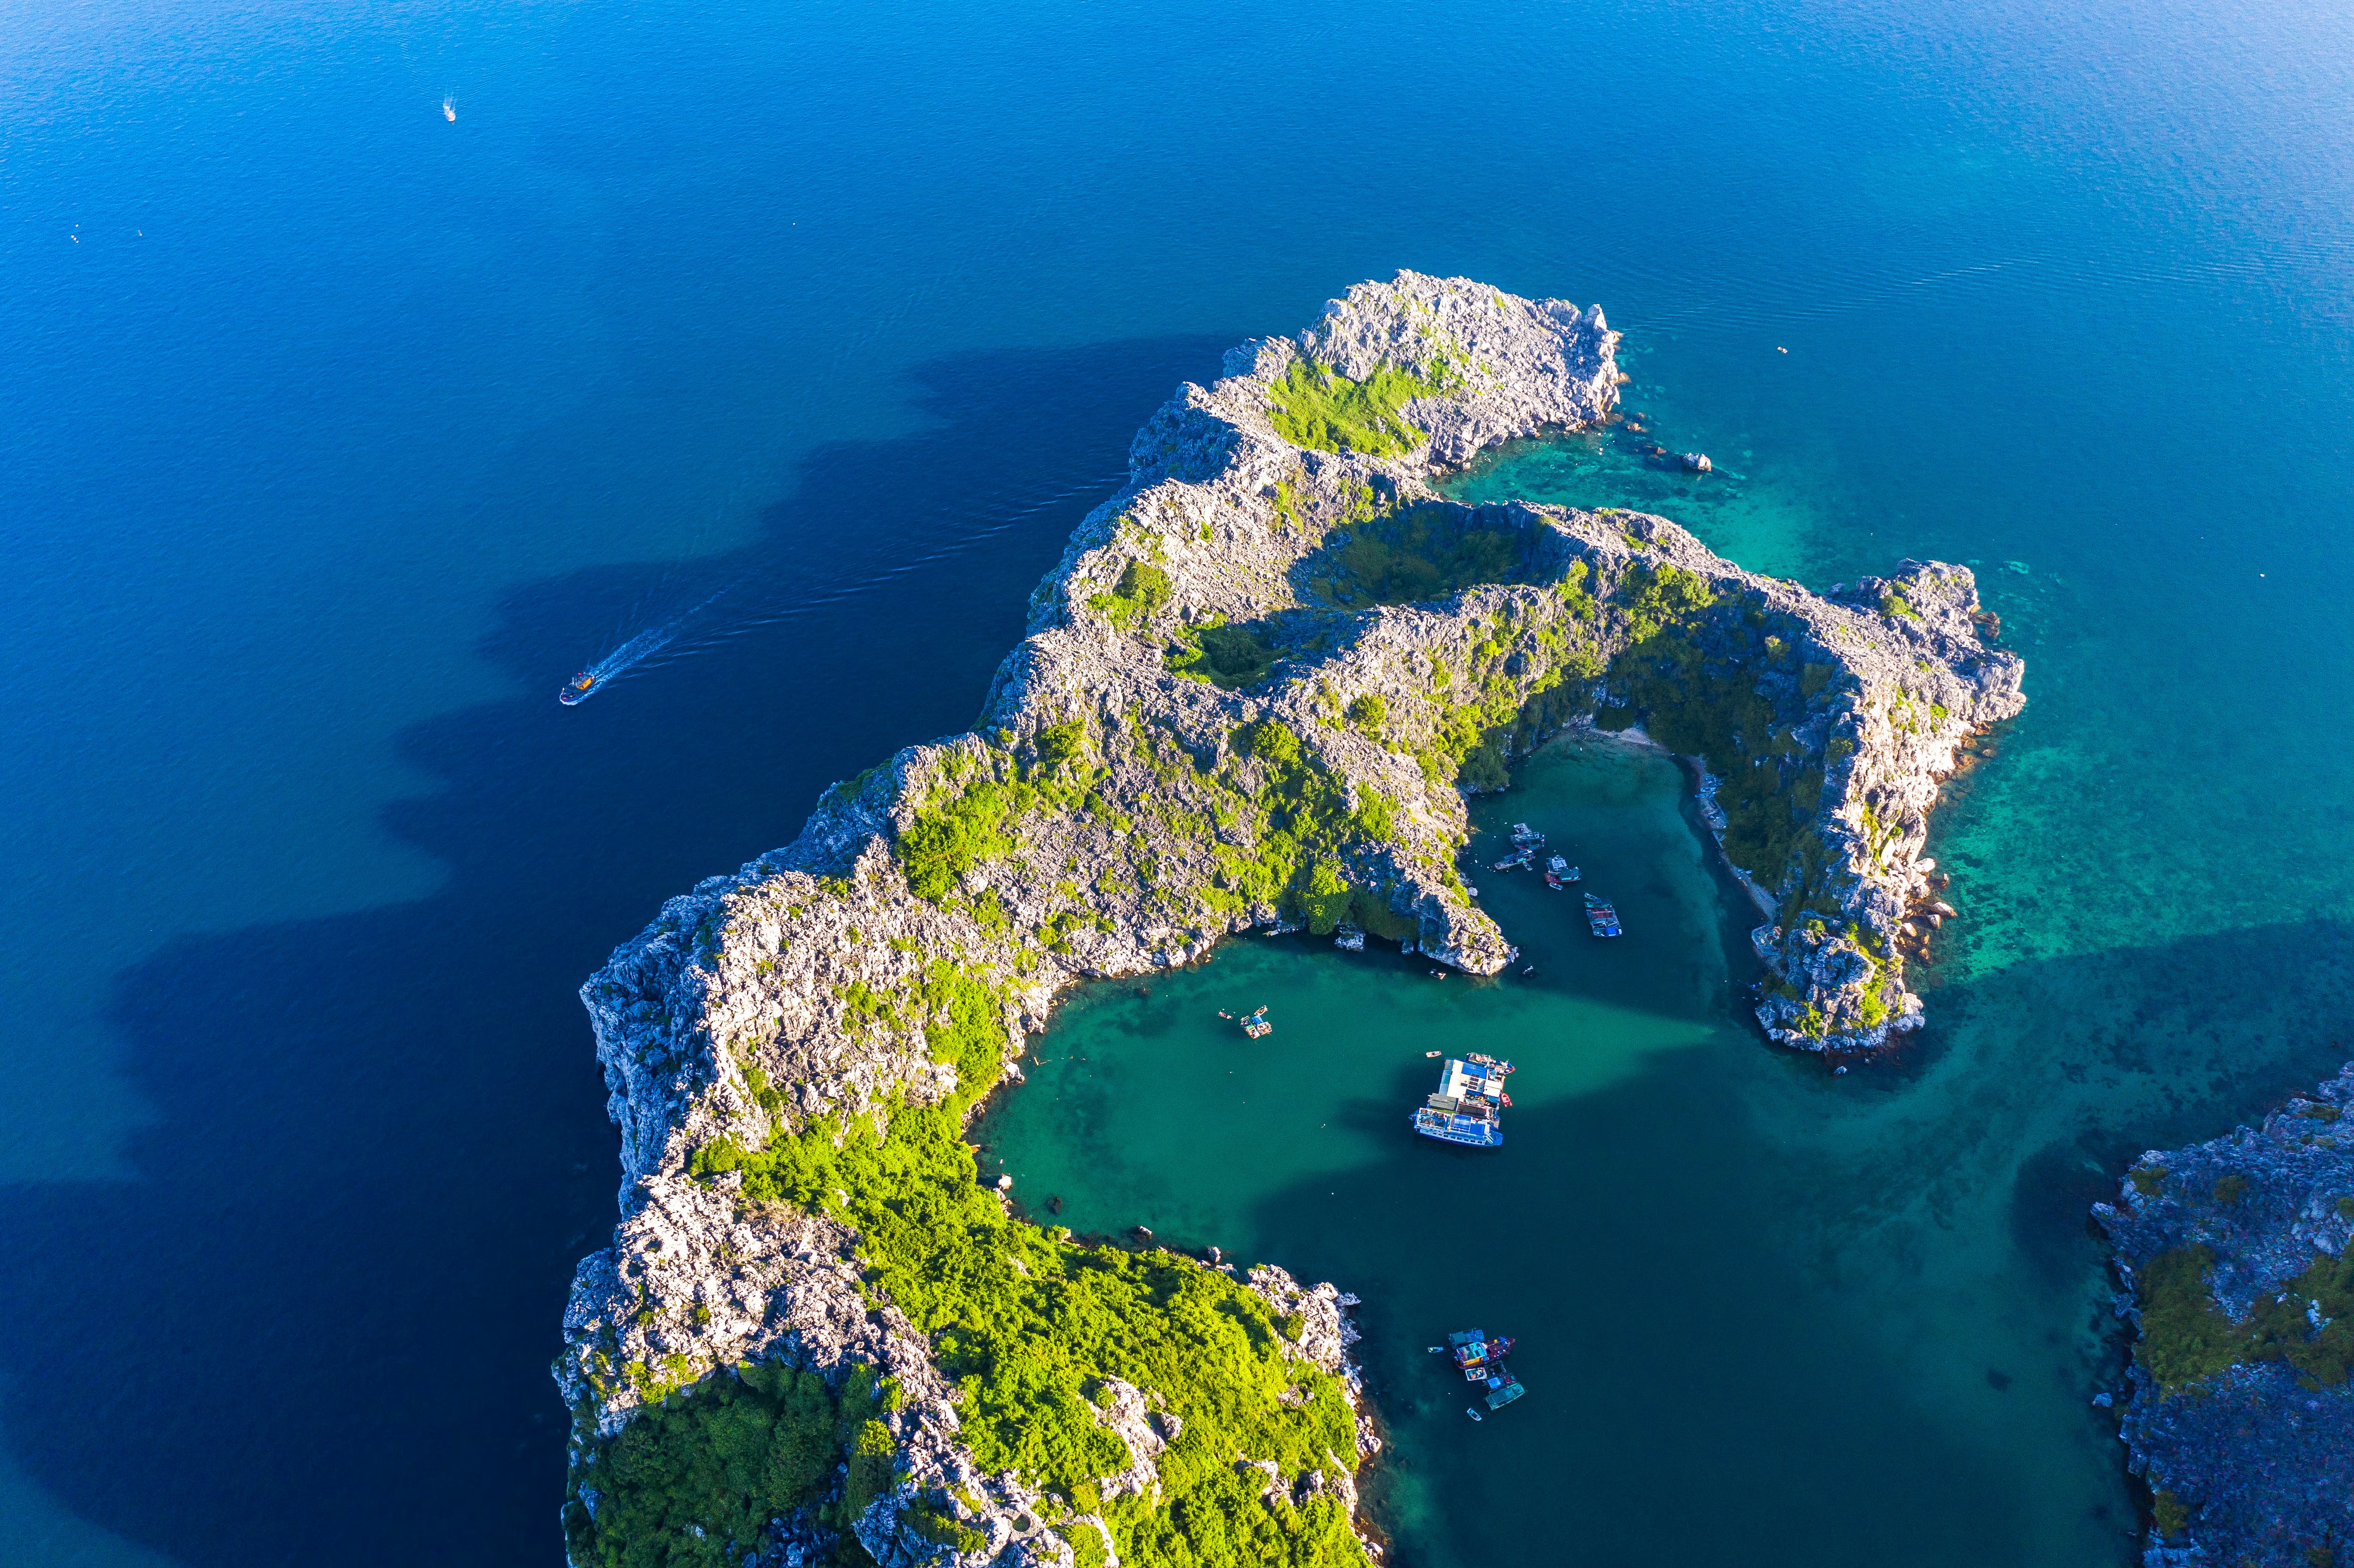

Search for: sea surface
xmin=4 ymin=0 xmax=2352 ymax=1562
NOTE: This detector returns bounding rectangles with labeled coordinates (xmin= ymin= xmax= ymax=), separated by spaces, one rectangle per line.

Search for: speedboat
xmin=558 ymin=670 xmax=597 ymax=705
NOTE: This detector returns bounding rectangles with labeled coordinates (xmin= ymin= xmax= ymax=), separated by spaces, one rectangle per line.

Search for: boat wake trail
xmin=558 ymin=587 xmax=730 ymax=704
xmin=556 ymin=469 xmax=1124 ymax=706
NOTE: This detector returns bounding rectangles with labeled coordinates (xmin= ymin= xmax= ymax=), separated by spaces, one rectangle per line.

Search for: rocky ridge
xmin=556 ymin=272 xmax=2020 ymax=1566
xmin=2096 ymin=1065 xmax=2354 ymax=1567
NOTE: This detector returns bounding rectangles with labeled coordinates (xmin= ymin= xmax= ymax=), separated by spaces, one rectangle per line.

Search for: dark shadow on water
xmin=0 ymin=335 xmax=1230 ymax=1566
xmin=1970 ymin=917 xmax=2354 ymax=1290
xmin=1252 ymin=1043 xmax=2027 ymax=1568
xmin=1235 ymin=917 xmax=2354 ymax=1568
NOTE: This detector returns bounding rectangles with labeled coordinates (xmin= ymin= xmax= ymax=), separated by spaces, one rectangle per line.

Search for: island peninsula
xmin=555 ymin=273 xmax=2023 ymax=1568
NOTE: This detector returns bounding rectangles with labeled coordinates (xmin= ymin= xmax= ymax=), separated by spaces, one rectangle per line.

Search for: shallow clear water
xmin=7 ymin=0 xmax=2354 ymax=1560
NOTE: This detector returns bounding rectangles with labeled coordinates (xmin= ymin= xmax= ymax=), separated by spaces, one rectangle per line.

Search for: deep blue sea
xmin=6 ymin=0 xmax=2354 ymax=1562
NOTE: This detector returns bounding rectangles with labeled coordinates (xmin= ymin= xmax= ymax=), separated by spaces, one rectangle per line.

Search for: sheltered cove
xmin=556 ymin=273 xmax=2023 ymax=1567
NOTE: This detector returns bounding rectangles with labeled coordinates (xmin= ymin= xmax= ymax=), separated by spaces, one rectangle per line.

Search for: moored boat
xmin=1411 ymin=1056 xmax=1508 ymax=1146
xmin=1442 ymin=1327 xmax=1528 ymax=1414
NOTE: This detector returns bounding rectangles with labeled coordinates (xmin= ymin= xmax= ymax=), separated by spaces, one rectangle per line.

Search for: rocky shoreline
xmin=2096 ymin=1065 xmax=2354 ymax=1567
xmin=555 ymin=272 xmax=2019 ymax=1566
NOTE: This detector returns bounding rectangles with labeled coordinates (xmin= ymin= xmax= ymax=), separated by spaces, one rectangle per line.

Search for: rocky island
xmin=554 ymin=272 xmax=2022 ymax=1567
xmin=2096 ymin=1065 xmax=2354 ymax=1566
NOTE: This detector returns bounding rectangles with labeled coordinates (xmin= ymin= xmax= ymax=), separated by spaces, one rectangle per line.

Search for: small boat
xmin=1240 ymin=1005 xmax=1272 ymax=1039
xmin=1510 ymin=822 xmax=1545 ymax=846
xmin=442 ymin=96 xmax=456 ymax=121
xmin=558 ymin=670 xmax=597 ymax=705
xmin=1467 ymin=1407 xmax=1484 ymax=1422
xmin=1484 ymin=1380 xmax=1527 ymax=1412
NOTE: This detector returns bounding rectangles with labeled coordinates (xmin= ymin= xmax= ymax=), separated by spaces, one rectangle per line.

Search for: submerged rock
xmin=557 ymin=270 xmax=2021 ymax=1564
xmin=2095 ymin=1063 xmax=2354 ymax=1566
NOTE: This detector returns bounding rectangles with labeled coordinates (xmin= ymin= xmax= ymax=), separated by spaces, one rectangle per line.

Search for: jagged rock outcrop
xmin=2095 ymin=1066 xmax=2354 ymax=1568
xmin=556 ymin=271 xmax=2019 ymax=1565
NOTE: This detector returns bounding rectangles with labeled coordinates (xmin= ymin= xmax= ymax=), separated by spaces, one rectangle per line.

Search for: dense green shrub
xmin=1035 ymin=722 xmax=1088 ymax=777
xmin=2136 ymin=1246 xmax=2247 ymax=1390
xmin=1617 ymin=561 xmax=1715 ymax=643
xmin=1606 ymin=602 xmax=1822 ymax=899
xmin=898 ymin=780 xmax=1035 ymax=900
xmin=563 ymin=1361 xmax=853 ymax=1568
xmin=1300 ymin=861 xmax=1351 ymax=934
xmin=2246 ymin=1248 xmax=2354 ymax=1386
xmin=2129 ymin=1237 xmax=2354 ymax=1393
xmin=1324 ymin=504 xmax=1524 ymax=605
xmin=1264 ymin=357 xmax=1444 ymax=457
xmin=1091 ymin=561 xmax=1174 ymax=632
xmin=1168 ymin=620 xmax=1280 ymax=688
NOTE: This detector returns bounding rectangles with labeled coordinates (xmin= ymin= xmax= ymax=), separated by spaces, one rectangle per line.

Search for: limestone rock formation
xmin=556 ymin=271 xmax=2021 ymax=1565
xmin=2095 ymin=1066 xmax=2354 ymax=1568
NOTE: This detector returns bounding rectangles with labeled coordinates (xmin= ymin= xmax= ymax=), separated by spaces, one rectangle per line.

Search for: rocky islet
xmin=2097 ymin=1067 xmax=2354 ymax=1567
xmin=555 ymin=272 xmax=2020 ymax=1566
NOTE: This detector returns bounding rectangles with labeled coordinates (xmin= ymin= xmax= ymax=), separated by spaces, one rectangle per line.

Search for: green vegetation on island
xmin=1263 ymin=356 xmax=1447 ymax=458
xmin=2132 ymin=1242 xmax=2354 ymax=1392
xmin=571 ymin=956 xmax=1368 ymax=1568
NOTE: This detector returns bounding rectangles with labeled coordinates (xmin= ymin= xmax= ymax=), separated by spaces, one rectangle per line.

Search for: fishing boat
xmin=1449 ymin=1329 xmax=1516 ymax=1377
xmin=1581 ymin=893 xmax=1623 ymax=938
xmin=1240 ymin=1006 xmax=1272 ymax=1039
xmin=1443 ymin=1328 xmax=1528 ymax=1414
xmin=1545 ymin=854 xmax=1578 ymax=889
xmin=1411 ymin=1057 xmax=1508 ymax=1146
xmin=558 ymin=670 xmax=597 ymax=705
xmin=1510 ymin=822 xmax=1545 ymax=847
